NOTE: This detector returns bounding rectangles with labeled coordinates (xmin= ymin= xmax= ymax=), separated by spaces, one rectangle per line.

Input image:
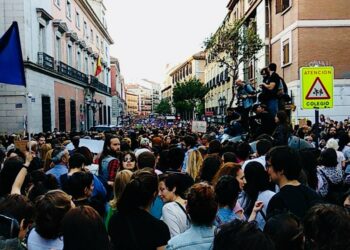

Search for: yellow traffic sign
xmin=300 ymin=66 xmax=334 ymax=109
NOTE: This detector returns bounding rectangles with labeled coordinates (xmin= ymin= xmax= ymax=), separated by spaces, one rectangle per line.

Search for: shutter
xmin=58 ymin=98 xmax=66 ymax=132
xmin=42 ymin=96 xmax=51 ymax=133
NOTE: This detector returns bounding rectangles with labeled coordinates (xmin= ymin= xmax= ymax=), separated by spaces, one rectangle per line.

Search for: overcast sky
xmin=104 ymin=0 xmax=229 ymax=85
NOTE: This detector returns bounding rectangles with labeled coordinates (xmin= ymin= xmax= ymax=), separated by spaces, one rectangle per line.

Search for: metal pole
xmin=315 ymin=108 xmax=319 ymax=148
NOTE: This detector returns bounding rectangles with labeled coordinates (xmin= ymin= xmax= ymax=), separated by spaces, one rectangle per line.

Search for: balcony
xmin=58 ymin=61 xmax=88 ymax=83
xmin=90 ymin=75 xmax=111 ymax=95
xmin=37 ymin=52 xmax=54 ymax=70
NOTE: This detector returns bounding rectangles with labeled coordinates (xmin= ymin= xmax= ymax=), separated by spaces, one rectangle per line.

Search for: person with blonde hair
xmin=40 ymin=143 xmax=52 ymax=167
xmin=105 ymin=169 xmax=133 ymax=228
xmin=186 ymin=149 xmax=203 ymax=181
xmin=43 ymin=149 xmax=54 ymax=172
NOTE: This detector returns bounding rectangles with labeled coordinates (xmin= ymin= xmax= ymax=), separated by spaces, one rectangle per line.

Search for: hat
xmin=140 ymin=138 xmax=150 ymax=146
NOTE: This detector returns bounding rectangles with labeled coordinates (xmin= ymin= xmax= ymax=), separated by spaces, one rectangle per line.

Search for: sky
xmin=104 ymin=0 xmax=229 ymax=85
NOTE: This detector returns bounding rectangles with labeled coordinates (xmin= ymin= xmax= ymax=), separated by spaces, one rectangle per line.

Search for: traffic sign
xmin=300 ymin=66 xmax=334 ymax=109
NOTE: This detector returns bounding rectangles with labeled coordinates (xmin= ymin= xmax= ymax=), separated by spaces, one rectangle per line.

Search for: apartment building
xmin=110 ymin=56 xmax=126 ymax=125
xmin=126 ymin=92 xmax=138 ymax=116
xmin=162 ymin=51 xmax=206 ymax=113
xmin=206 ymin=0 xmax=350 ymax=122
xmin=0 ymin=0 xmax=113 ymax=133
xmin=126 ymin=84 xmax=153 ymax=116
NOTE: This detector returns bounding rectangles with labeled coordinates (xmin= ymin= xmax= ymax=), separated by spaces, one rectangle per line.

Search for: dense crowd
xmin=0 ymin=113 xmax=350 ymax=250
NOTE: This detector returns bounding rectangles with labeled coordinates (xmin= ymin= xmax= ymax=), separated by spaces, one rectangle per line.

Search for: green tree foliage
xmin=204 ymin=18 xmax=263 ymax=107
xmin=173 ymin=78 xmax=209 ymax=119
xmin=154 ymin=99 xmax=171 ymax=115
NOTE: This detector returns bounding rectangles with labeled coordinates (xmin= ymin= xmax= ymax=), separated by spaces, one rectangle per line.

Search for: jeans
xmin=267 ymin=99 xmax=278 ymax=117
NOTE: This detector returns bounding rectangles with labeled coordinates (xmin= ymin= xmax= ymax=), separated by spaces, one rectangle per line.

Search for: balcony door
xmin=42 ymin=96 xmax=51 ymax=133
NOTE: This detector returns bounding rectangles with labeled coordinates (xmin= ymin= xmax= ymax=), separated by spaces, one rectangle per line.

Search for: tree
xmin=154 ymin=99 xmax=171 ymax=115
xmin=204 ymin=18 xmax=263 ymax=107
xmin=173 ymin=78 xmax=209 ymax=120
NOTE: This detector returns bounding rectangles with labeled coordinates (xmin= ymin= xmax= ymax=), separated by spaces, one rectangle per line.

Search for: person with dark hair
xmin=168 ymin=147 xmax=185 ymax=171
xmin=69 ymin=136 xmax=80 ymax=156
xmin=272 ymin=111 xmax=292 ymax=146
xmin=214 ymin=176 xmax=241 ymax=226
xmin=251 ymin=103 xmax=276 ymax=137
xmin=199 ymin=155 xmax=222 ymax=184
xmin=240 ymin=162 xmax=275 ymax=229
xmin=62 ymin=206 xmax=110 ymax=250
xmin=181 ymin=135 xmax=197 ymax=173
xmin=207 ymin=139 xmax=222 ymax=156
xmin=158 ymin=173 xmax=191 ymax=238
xmin=137 ymin=151 xmax=156 ymax=170
xmin=264 ymin=213 xmax=304 ymax=250
xmin=0 ymin=194 xmax=34 ymax=247
xmin=242 ymin=139 xmax=272 ymax=170
xmin=316 ymin=148 xmax=344 ymax=204
xmin=222 ymin=152 xmax=237 ymax=164
xmin=27 ymin=190 xmax=73 ymax=249
xmin=27 ymin=170 xmax=59 ymax=202
xmin=299 ymin=148 xmax=320 ymax=190
xmin=167 ymin=182 xmax=218 ymax=249
xmin=98 ymin=134 xmax=121 ymax=197
xmin=266 ymin=146 xmax=322 ymax=219
xmin=60 ymin=152 xmax=107 ymax=203
xmin=108 ymin=169 xmax=170 ymax=250
xmin=235 ymin=142 xmax=251 ymax=164
xmin=213 ymin=220 xmax=275 ymax=250
xmin=304 ymin=204 xmax=350 ymax=250
xmin=120 ymin=152 xmax=137 ymax=172
xmin=260 ymin=63 xmax=280 ymax=117
xmin=0 ymin=158 xmax=25 ymax=197
xmin=46 ymin=147 xmax=69 ymax=186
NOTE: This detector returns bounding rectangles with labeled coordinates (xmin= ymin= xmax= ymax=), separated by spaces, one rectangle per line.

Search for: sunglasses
xmin=123 ymin=157 xmax=135 ymax=162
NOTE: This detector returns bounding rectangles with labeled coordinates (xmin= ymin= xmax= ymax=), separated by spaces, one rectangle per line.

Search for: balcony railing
xmin=59 ymin=61 xmax=88 ymax=83
xmin=90 ymin=75 xmax=111 ymax=95
xmin=37 ymin=52 xmax=54 ymax=70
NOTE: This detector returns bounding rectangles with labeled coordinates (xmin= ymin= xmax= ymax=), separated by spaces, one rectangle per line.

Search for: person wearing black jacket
xmin=272 ymin=111 xmax=292 ymax=146
xmin=260 ymin=63 xmax=280 ymax=117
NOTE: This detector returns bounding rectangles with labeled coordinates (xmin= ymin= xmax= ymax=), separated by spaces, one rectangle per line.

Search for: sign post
xmin=300 ymin=66 xmax=334 ymax=147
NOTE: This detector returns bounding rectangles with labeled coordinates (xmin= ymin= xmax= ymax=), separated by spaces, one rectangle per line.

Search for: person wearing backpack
xmin=260 ymin=63 xmax=280 ymax=117
xmin=235 ymin=79 xmax=256 ymax=130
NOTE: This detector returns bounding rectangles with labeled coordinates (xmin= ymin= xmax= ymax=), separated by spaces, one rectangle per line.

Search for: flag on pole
xmin=0 ymin=22 xmax=26 ymax=86
xmin=95 ymin=55 xmax=102 ymax=76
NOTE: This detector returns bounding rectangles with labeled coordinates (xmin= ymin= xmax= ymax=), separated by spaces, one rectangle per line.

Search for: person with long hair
xmin=108 ymin=168 xmax=170 ymax=250
xmin=98 ymin=135 xmax=121 ymax=198
xmin=185 ymin=149 xmax=203 ymax=181
xmin=62 ymin=206 xmax=110 ymax=250
xmin=105 ymin=169 xmax=133 ymax=228
xmin=119 ymin=152 xmax=137 ymax=172
xmin=240 ymin=162 xmax=275 ymax=230
xmin=272 ymin=111 xmax=292 ymax=146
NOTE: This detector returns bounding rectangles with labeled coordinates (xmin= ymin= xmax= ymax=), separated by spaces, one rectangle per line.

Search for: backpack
xmin=319 ymin=169 xmax=347 ymax=205
xmin=277 ymin=77 xmax=291 ymax=102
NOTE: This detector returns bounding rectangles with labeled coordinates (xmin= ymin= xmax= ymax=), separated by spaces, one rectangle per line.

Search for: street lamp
xmin=218 ymin=97 xmax=223 ymax=115
xmin=90 ymin=99 xmax=98 ymax=127
xmin=120 ymin=111 xmax=124 ymax=126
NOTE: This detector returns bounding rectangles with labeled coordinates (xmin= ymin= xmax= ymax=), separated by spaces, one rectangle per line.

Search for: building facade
xmin=161 ymin=51 xmax=206 ymax=114
xmin=126 ymin=84 xmax=153 ymax=116
xmin=0 ymin=0 xmax=113 ymax=134
xmin=206 ymin=0 xmax=350 ymax=122
xmin=110 ymin=56 xmax=126 ymax=125
xmin=126 ymin=92 xmax=138 ymax=116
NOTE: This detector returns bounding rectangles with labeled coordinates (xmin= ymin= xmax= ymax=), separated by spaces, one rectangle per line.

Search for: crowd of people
xmin=0 ymin=108 xmax=350 ymax=249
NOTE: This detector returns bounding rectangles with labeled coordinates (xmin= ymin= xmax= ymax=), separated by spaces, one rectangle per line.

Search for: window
xmin=42 ymin=96 xmax=51 ymax=133
xmin=67 ymin=44 xmax=72 ymax=66
xmin=75 ymin=11 xmax=80 ymax=28
xmin=55 ymin=36 xmax=61 ymax=61
xmin=66 ymin=0 xmax=71 ymax=19
xmin=276 ymin=0 xmax=291 ymax=14
xmin=85 ymin=56 xmax=89 ymax=74
xmin=70 ymin=100 xmax=76 ymax=131
xmin=83 ymin=21 xmax=87 ymax=38
xmin=54 ymin=0 xmax=61 ymax=7
xmin=101 ymin=41 xmax=104 ymax=53
xmin=39 ymin=24 xmax=46 ymax=52
xmin=96 ymin=35 xmax=99 ymax=46
xmin=282 ymin=39 xmax=291 ymax=65
xmin=90 ymin=29 xmax=93 ymax=43
xmin=77 ymin=51 xmax=81 ymax=70
xmin=58 ymin=98 xmax=66 ymax=132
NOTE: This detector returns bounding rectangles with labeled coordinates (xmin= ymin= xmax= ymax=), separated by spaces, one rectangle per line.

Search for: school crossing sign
xmin=300 ymin=66 xmax=334 ymax=109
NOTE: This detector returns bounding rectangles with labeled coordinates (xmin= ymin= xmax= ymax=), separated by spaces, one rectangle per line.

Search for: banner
xmin=0 ymin=22 xmax=26 ymax=86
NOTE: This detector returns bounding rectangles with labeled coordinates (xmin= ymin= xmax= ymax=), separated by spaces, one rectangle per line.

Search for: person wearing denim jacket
xmin=166 ymin=182 xmax=217 ymax=250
